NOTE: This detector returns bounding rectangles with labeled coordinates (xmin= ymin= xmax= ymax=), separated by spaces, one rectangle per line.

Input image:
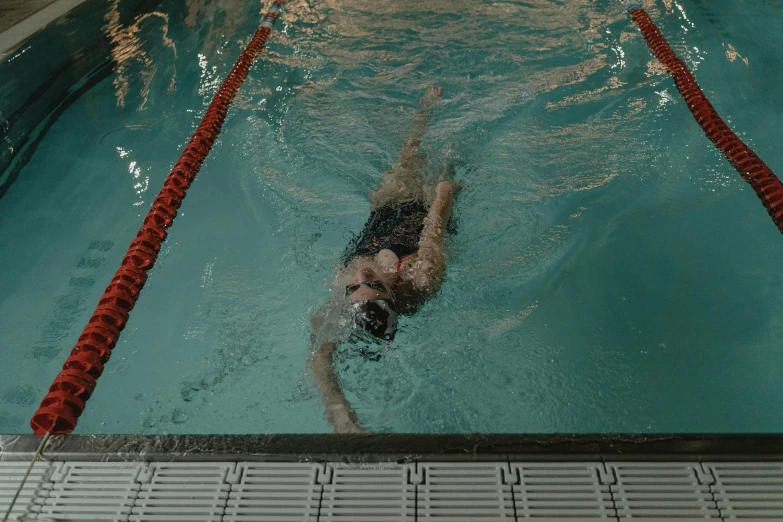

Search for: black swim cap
xmin=351 ymin=299 xmax=398 ymax=341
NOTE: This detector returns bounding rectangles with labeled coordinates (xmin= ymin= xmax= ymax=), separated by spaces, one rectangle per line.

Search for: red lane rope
xmin=30 ymin=1 xmax=286 ymax=435
xmin=625 ymin=6 xmax=783 ymax=232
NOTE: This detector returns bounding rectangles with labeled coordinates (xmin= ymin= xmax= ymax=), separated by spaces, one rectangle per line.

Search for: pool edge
xmin=1 ymin=434 xmax=782 ymax=462
xmin=0 ymin=0 xmax=90 ymax=59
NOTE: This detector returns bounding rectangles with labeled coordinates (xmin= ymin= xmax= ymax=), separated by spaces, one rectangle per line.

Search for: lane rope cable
xmin=29 ymin=0 xmax=286 ymax=435
xmin=1 ymin=432 xmax=51 ymax=522
xmin=620 ymin=0 xmax=783 ymax=233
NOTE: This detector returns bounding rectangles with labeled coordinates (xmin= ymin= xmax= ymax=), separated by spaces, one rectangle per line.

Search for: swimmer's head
xmin=350 ymin=299 xmax=398 ymax=341
xmin=344 ymin=267 xmax=397 ymax=340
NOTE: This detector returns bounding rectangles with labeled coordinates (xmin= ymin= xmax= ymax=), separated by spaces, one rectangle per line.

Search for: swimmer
xmin=308 ymin=86 xmax=460 ymax=433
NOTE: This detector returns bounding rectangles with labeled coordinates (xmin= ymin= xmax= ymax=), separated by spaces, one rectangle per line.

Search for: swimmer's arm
xmin=308 ymin=309 xmax=366 ymax=433
xmin=410 ymin=180 xmax=458 ymax=294
xmin=309 ymin=341 xmax=366 ymax=434
xmin=309 ymin=305 xmax=327 ymax=344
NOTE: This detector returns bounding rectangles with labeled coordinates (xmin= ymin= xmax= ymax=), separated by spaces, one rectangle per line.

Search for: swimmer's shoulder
xmin=396 ymin=252 xmax=445 ymax=298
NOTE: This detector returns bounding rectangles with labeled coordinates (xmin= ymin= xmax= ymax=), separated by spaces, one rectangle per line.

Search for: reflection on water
xmin=103 ymin=0 xmax=177 ymax=109
xmin=184 ymin=0 xmax=252 ymax=56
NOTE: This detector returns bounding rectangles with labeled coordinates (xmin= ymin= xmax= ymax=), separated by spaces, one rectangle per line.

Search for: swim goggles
xmin=344 ymin=280 xmax=391 ymax=298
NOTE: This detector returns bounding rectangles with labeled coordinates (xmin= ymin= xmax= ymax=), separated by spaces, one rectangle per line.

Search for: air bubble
xmin=171 ymin=408 xmax=189 ymax=424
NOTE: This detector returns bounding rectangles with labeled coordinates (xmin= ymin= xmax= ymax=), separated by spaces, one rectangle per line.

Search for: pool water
xmin=1 ymin=0 xmax=782 ymax=434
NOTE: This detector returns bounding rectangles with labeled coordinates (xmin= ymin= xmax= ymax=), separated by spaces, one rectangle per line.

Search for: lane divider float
xmin=30 ymin=0 xmax=287 ymax=435
xmin=620 ymin=0 xmax=783 ymax=232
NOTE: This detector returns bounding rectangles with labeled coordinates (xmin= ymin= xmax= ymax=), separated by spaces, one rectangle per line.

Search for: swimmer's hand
xmin=420 ymin=85 xmax=443 ymax=111
xmin=329 ymin=403 xmax=370 ymax=434
xmin=436 ymin=179 xmax=462 ymax=197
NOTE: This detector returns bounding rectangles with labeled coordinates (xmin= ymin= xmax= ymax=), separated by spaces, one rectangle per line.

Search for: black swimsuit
xmin=342 ymin=200 xmax=428 ymax=266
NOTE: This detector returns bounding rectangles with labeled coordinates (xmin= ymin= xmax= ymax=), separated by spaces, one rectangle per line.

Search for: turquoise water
xmin=1 ymin=0 xmax=782 ymax=434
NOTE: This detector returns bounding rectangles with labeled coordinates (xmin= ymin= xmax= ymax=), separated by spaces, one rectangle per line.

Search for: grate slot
xmin=0 ymin=460 xmax=52 ymax=518
xmin=225 ymin=462 xmax=321 ymax=522
xmin=512 ymin=462 xmax=615 ymax=521
xmin=320 ymin=463 xmax=414 ymax=521
xmin=609 ymin=462 xmax=720 ymax=521
xmin=130 ymin=462 xmax=234 ymax=521
xmin=418 ymin=462 xmax=514 ymax=521
xmin=706 ymin=462 xmax=783 ymax=520
xmin=41 ymin=462 xmax=143 ymax=522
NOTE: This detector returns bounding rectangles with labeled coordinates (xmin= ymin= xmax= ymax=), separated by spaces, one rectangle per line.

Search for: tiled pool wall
xmin=0 ymin=0 xmax=160 ymax=197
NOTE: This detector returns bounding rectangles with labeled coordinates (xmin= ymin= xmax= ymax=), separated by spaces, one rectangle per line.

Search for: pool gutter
xmin=1 ymin=434 xmax=782 ymax=463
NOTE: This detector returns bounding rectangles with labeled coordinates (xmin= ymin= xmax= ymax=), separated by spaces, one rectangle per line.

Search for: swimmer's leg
xmin=370 ymin=86 xmax=443 ymax=210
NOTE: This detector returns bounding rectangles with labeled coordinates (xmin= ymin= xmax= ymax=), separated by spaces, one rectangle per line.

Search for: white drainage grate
xmin=41 ymin=461 xmax=143 ymax=521
xmin=320 ymin=463 xmax=415 ymax=521
xmin=130 ymin=462 xmax=234 ymax=521
xmin=4 ymin=456 xmax=783 ymax=520
xmin=706 ymin=462 xmax=783 ymax=520
xmin=609 ymin=462 xmax=720 ymax=521
xmin=417 ymin=462 xmax=515 ymax=521
xmin=512 ymin=462 xmax=615 ymax=521
xmin=0 ymin=460 xmax=52 ymax=518
xmin=224 ymin=462 xmax=321 ymax=522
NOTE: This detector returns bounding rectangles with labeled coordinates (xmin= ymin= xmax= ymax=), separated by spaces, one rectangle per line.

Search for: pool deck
xmin=0 ymin=0 xmax=89 ymax=58
xmin=1 ymin=434 xmax=782 ymax=520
